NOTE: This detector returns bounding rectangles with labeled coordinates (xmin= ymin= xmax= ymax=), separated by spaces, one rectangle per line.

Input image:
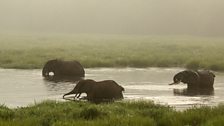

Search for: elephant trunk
xmin=169 ymin=80 xmax=181 ymax=85
xmin=63 ymin=92 xmax=72 ymax=98
xmin=63 ymin=89 xmax=79 ymax=99
xmin=169 ymin=73 xmax=183 ymax=85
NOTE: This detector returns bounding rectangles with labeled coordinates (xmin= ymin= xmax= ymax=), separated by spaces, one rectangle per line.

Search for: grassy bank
xmin=0 ymin=33 xmax=224 ymax=70
xmin=1 ymin=100 xmax=224 ymax=126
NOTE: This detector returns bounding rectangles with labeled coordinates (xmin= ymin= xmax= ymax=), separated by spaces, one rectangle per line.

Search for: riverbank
xmin=0 ymin=34 xmax=224 ymax=71
xmin=0 ymin=100 xmax=224 ymax=126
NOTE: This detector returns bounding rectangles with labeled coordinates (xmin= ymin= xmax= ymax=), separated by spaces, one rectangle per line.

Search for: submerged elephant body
xmin=170 ymin=70 xmax=215 ymax=90
xmin=173 ymin=88 xmax=214 ymax=96
xmin=42 ymin=59 xmax=85 ymax=81
xmin=63 ymin=79 xmax=124 ymax=102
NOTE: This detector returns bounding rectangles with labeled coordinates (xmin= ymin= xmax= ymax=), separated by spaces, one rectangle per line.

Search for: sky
xmin=0 ymin=0 xmax=224 ymax=36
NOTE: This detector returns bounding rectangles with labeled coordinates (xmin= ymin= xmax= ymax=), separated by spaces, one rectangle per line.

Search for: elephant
xmin=169 ymin=70 xmax=215 ymax=91
xmin=42 ymin=59 xmax=85 ymax=81
xmin=63 ymin=79 xmax=125 ymax=103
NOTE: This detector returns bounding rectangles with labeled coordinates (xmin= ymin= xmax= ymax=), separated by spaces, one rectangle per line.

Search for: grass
xmin=1 ymin=100 xmax=224 ymax=126
xmin=0 ymin=33 xmax=224 ymax=71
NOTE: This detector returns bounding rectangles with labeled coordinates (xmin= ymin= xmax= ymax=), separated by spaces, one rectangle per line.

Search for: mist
xmin=0 ymin=0 xmax=224 ymax=36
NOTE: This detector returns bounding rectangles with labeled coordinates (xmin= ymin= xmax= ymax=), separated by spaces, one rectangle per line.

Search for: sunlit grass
xmin=0 ymin=33 xmax=224 ymax=70
xmin=1 ymin=100 xmax=224 ymax=126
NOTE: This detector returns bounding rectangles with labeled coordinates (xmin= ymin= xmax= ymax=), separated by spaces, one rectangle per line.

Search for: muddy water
xmin=0 ymin=68 xmax=224 ymax=109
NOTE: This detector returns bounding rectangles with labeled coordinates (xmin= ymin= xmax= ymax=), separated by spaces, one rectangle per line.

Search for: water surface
xmin=0 ymin=68 xmax=224 ymax=109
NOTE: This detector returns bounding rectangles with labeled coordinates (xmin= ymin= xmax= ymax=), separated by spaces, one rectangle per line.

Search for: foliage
xmin=0 ymin=34 xmax=224 ymax=71
xmin=1 ymin=100 xmax=224 ymax=126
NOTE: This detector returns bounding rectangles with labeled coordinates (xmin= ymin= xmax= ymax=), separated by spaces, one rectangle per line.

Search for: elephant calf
xmin=42 ymin=59 xmax=85 ymax=81
xmin=169 ymin=70 xmax=215 ymax=90
xmin=63 ymin=79 xmax=125 ymax=103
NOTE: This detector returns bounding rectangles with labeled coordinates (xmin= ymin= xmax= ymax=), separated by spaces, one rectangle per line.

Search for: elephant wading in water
xmin=42 ymin=59 xmax=85 ymax=81
xmin=169 ymin=70 xmax=215 ymax=95
xmin=63 ymin=79 xmax=125 ymax=103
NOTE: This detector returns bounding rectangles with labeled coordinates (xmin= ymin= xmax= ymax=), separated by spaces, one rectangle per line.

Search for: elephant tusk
xmin=63 ymin=94 xmax=67 ymax=99
xmin=63 ymin=93 xmax=80 ymax=99
xmin=169 ymin=82 xmax=176 ymax=85
xmin=169 ymin=81 xmax=181 ymax=85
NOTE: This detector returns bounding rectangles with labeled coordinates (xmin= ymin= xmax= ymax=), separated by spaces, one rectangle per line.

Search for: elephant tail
xmin=120 ymin=86 xmax=125 ymax=91
xmin=209 ymin=71 xmax=216 ymax=78
xmin=212 ymin=73 xmax=215 ymax=77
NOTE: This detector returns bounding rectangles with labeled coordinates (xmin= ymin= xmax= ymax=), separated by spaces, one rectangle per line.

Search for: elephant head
xmin=42 ymin=59 xmax=59 ymax=77
xmin=42 ymin=59 xmax=85 ymax=81
xmin=63 ymin=79 xmax=94 ymax=99
xmin=169 ymin=70 xmax=200 ymax=89
xmin=63 ymin=79 xmax=124 ymax=102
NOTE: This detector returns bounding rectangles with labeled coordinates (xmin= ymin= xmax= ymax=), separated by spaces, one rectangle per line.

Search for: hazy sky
xmin=0 ymin=0 xmax=224 ymax=36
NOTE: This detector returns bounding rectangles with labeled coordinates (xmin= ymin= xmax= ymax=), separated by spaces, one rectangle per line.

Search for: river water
xmin=0 ymin=68 xmax=224 ymax=109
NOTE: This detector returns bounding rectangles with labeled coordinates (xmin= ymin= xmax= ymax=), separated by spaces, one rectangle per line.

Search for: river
xmin=0 ymin=68 xmax=224 ymax=110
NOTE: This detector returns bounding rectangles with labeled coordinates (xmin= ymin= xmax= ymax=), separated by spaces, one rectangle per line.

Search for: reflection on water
xmin=173 ymin=88 xmax=215 ymax=96
xmin=43 ymin=75 xmax=83 ymax=83
xmin=0 ymin=68 xmax=224 ymax=109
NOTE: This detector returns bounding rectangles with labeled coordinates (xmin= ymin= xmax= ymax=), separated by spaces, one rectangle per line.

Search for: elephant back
xmin=197 ymin=70 xmax=215 ymax=89
xmin=89 ymin=80 xmax=124 ymax=101
xmin=61 ymin=60 xmax=85 ymax=77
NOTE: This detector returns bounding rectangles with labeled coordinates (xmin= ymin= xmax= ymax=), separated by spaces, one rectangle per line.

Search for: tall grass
xmin=0 ymin=33 xmax=224 ymax=70
xmin=1 ymin=100 xmax=224 ymax=126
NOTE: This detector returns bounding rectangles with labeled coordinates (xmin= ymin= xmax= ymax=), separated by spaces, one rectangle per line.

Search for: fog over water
xmin=0 ymin=0 xmax=224 ymax=36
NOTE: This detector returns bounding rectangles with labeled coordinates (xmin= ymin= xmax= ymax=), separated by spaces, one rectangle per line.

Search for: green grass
xmin=1 ymin=33 xmax=224 ymax=70
xmin=1 ymin=100 xmax=224 ymax=126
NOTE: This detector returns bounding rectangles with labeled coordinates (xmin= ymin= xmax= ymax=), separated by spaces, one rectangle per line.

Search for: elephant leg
xmin=74 ymin=93 xmax=78 ymax=98
xmin=76 ymin=93 xmax=81 ymax=98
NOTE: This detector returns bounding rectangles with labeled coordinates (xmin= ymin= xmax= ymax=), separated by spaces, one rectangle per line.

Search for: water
xmin=0 ymin=68 xmax=224 ymax=110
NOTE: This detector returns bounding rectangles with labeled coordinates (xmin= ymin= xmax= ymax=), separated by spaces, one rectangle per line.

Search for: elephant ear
xmin=182 ymin=70 xmax=200 ymax=84
xmin=173 ymin=72 xmax=184 ymax=83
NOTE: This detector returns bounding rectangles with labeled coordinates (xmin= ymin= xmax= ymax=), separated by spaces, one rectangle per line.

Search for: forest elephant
xmin=42 ymin=59 xmax=85 ymax=81
xmin=63 ymin=79 xmax=125 ymax=103
xmin=169 ymin=70 xmax=215 ymax=91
